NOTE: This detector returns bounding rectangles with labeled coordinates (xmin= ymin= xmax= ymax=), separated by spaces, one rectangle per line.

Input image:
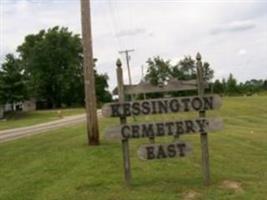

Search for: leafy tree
xmin=213 ymin=79 xmax=224 ymax=94
xmin=222 ymin=78 xmax=226 ymax=93
xmin=202 ymin=62 xmax=214 ymax=82
xmin=145 ymin=56 xmax=214 ymax=84
xmin=16 ymin=26 xmax=111 ymax=108
xmin=264 ymin=80 xmax=267 ymax=90
xmin=17 ymin=26 xmax=83 ymax=108
xmin=173 ymin=56 xmax=196 ymax=80
xmin=0 ymin=73 xmax=4 ymax=105
xmin=0 ymin=54 xmax=27 ymax=110
xmin=95 ymin=73 xmax=112 ymax=106
xmin=226 ymin=73 xmax=239 ymax=95
xmin=240 ymin=79 xmax=265 ymax=95
xmin=144 ymin=55 xmax=215 ymax=97
xmin=144 ymin=56 xmax=172 ymax=98
xmin=145 ymin=56 xmax=172 ymax=85
xmin=172 ymin=56 xmax=214 ymax=82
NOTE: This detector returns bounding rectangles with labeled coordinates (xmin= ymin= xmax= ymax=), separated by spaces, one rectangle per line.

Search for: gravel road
xmin=0 ymin=110 xmax=102 ymax=143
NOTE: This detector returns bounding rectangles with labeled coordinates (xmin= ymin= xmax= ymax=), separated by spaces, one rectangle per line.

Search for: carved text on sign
xmin=102 ymin=95 xmax=222 ymax=117
xmin=138 ymin=141 xmax=192 ymax=160
xmin=105 ymin=118 xmax=223 ymax=140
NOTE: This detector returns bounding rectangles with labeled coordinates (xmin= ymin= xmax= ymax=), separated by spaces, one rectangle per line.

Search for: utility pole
xmin=141 ymin=65 xmax=147 ymax=100
xmin=141 ymin=65 xmax=144 ymax=80
xmin=119 ymin=49 xmax=136 ymax=121
xmin=80 ymin=0 xmax=99 ymax=145
xmin=119 ymin=49 xmax=134 ymax=85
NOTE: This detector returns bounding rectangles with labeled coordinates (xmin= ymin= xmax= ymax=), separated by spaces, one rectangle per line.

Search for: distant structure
xmin=1 ymin=98 xmax=36 ymax=113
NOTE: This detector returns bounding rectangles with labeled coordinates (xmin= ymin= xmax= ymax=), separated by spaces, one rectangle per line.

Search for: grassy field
xmin=0 ymin=108 xmax=85 ymax=131
xmin=0 ymin=96 xmax=266 ymax=200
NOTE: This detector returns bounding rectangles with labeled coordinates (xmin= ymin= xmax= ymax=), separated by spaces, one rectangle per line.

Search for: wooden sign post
xmin=116 ymin=59 xmax=131 ymax=185
xmin=196 ymin=53 xmax=210 ymax=186
xmin=103 ymin=53 xmax=223 ymax=186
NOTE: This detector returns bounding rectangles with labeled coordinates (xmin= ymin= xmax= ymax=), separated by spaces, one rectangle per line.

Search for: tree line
xmin=143 ymin=56 xmax=267 ymax=97
xmin=1 ymin=26 xmax=266 ymax=111
xmin=213 ymin=74 xmax=267 ymax=96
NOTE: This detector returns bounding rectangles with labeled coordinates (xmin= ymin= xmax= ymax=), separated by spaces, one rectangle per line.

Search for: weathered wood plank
xmin=137 ymin=141 xmax=192 ymax=160
xmin=113 ymin=79 xmax=209 ymax=95
xmin=102 ymin=95 xmax=222 ymax=118
xmin=105 ymin=118 xmax=223 ymax=140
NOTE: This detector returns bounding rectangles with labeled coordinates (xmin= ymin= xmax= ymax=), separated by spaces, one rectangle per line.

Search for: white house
xmin=2 ymin=98 xmax=36 ymax=113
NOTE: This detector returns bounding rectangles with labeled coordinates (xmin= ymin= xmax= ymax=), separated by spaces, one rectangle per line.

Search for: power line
xmin=103 ymin=2 xmax=121 ymax=52
xmin=108 ymin=0 xmax=125 ymax=51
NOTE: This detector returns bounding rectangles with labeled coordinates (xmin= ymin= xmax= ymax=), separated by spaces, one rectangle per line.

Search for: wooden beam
xmin=113 ymin=79 xmax=209 ymax=95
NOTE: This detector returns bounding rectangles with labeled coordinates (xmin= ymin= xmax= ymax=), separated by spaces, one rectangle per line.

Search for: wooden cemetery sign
xmin=102 ymin=53 xmax=224 ymax=186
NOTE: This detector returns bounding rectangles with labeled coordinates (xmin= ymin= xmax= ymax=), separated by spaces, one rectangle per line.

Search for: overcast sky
xmin=1 ymin=0 xmax=267 ymax=89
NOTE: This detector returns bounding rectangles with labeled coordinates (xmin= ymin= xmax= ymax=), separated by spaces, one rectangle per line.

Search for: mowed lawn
xmin=0 ymin=96 xmax=266 ymax=200
xmin=0 ymin=108 xmax=85 ymax=131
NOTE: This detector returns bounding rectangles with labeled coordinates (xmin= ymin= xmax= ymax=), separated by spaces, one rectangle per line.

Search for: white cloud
xmin=1 ymin=0 xmax=267 ymax=89
xmin=238 ymin=49 xmax=247 ymax=56
xmin=211 ymin=20 xmax=256 ymax=34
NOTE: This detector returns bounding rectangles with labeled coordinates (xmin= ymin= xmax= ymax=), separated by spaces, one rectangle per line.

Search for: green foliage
xmin=202 ymin=62 xmax=214 ymax=82
xmin=145 ymin=56 xmax=172 ymax=85
xmin=143 ymin=55 xmax=265 ymax=97
xmin=95 ymin=72 xmax=112 ymax=107
xmin=173 ymin=56 xmax=196 ymax=80
xmin=2 ymin=26 xmax=113 ymax=108
xmin=213 ymin=79 xmax=224 ymax=94
xmin=0 ymin=54 xmax=28 ymax=107
xmin=144 ymin=56 xmax=214 ymax=98
xmin=239 ymin=79 xmax=265 ymax=95
xmin=225 ymin=73 xmax=239 ymax=95
xmin=211 ymin=74 xmax=266 ymax=96
xmin=17 ymin=27 xmax=83 ymax=108
xmin=145 ymin=56 xmax=214 ymax=85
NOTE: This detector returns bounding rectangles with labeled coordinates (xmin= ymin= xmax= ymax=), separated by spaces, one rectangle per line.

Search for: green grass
xmin=0 ymin=108 xmax=85 ymax=131
xmin=259 ymin=91 xmax=267 ymax=96
xmin=0 ymin=96 xmax=267 ymax=200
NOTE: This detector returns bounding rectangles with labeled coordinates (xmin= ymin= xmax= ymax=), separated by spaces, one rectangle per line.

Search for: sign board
xmin=105 ymin=54 xmax=224 ymax=185
xmin=105 ymin=118 xmax=223 ymax=140
xmin=102 ymin=95 xmax=222 ymax=117
xmin=137 ymin=141 xmax=192 ymax=160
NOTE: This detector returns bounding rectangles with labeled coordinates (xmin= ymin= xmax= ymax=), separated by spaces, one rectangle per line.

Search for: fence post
xmin=196 ymin=53 xmax=210 ymax=186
